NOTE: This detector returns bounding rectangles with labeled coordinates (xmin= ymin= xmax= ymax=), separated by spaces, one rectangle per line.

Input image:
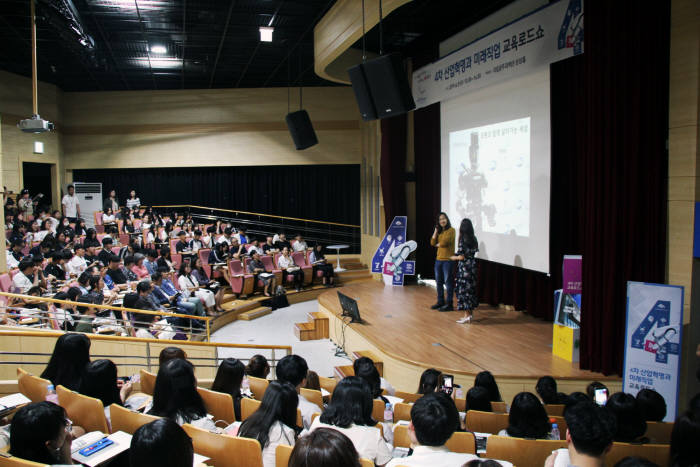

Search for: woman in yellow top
xmin=430 ymin=212 xmax=456 ymax=311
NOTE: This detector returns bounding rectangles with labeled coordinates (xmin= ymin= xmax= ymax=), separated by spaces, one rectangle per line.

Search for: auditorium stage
xmin=318 ymin=281 xmax=621 ymax=402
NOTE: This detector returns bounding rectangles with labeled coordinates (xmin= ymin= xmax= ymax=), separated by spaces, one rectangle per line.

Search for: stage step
xmin=293 ymin=311 xmax=329 ymax=341
xmin=337 ymin=269 xmax=372 ymax=281
xmin=294 ymin=322 xmax=316 ymax=341
xmin=237 ymin=306 xmax=272 ymax=321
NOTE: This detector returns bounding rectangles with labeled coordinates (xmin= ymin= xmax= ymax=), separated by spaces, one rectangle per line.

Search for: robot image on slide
xmin=456 ymin=132 xmax=497 ymax=232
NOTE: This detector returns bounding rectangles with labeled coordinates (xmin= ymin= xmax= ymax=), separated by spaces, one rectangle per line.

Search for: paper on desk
xmin=320 ymin=388 xmax=330 ymax=397
xmin=193 ymin=453 xmax=210 ymax=466
xmin=72 ymin=431 xmax=131 ymax=467
xmin=0 ymin=393 xmax=30 ymax=410
xmin=383 ymin=395 xmax=404 ymax=407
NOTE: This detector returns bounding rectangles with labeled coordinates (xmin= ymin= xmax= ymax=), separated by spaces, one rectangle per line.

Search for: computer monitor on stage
xmin=337 ymin=291 xmax=362 ymax=323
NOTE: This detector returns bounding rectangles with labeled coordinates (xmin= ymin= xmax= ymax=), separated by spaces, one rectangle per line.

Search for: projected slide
xmin=449 ymin=117 xmax=531 ymax=237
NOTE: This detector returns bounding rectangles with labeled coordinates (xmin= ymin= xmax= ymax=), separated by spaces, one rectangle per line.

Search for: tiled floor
xmin=211 ymin=299 xmax=352 ymax=377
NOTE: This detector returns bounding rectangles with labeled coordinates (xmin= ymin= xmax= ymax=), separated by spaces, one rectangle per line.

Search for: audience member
xmin=498 ymin=392 xmax=551 ymax=439
xmin=239 ymin=381 xmax=299 ymax=467
xmin=586 ymin=381 xmax=609 ymax=401
xmin=605 ymin=393 xmax=647 ymax=443
xmin=103 ymin=189 xmax=119 ymax=214
xmin=9 ymin=402 xmax=73 ymax=465
xmin=126 ymin=190 xmax=141 ymax=211
xmin=304 ymin=370 xmax=321 ymax=392
xmin=564 ymin=392 xmax=590 ymax=416
xmin=158 ymin=346 xmax=187 ymax=366
xmin=310 ymin=376 xmax=392 ymax=465
xmin=289 ymin=428 xmax=360 ymax=467
xmin=292 ymin=234 xmax=308 ymax=252
xmin=246 ymin=354 xmax=271 ymax=379
xmin=277 ymin=247 xmax=303 ymax=292
xmin=130 ymin=419 xmax=194 ymax=467
xmin=465 ymin=386 xmax=493 ymax=412
xmin=248 ymin=251 xmax=276 ymax=296
xmin=417 ymin=368 xmax=442 ymax=395
xmin=353 ymin=357 xmax=388 ymax=403
xmin=536 ymin=376 xmax=560 ymax=405
xmin=613 ymin=458 xmax=660 ymax=467
xmin=79 ymin=359 xmax=133 ymax=423
xmin=276 ymin=355 xmax=322 ymax=429
xmin=40 ymin=333 xmax=90 ymax=391
xmin=178 ymin=262 xmax=217 ymax=314
xmin=474 ymin=370 xmax=503 ymax=403
xmin=636 ymin=388 xmax=667 ymax=422
xmin=12 ymin=260 xmax=43 ymax=293
xmin=309 ymin=243 xmax=335 ymax=286
xmin=6 ymin=239 xmax=24 ymax=269
xmin=61 ymin=184 xmax=81 ymax=222
xmin=670 ymin=408 xmax=700 ymax=467
xmin=211 ymin=358 xmax=247 ymax=421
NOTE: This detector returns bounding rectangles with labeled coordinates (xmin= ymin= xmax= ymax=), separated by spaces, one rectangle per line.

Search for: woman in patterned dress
xmin=451 ymin=218 xmax=479 ymax=324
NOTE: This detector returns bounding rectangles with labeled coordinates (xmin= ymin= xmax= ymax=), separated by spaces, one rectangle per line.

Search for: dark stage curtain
xmin=73 ymin=165 xmax=361 ymax=225
xmin=381 ymin=114 xmax=408 ymax=229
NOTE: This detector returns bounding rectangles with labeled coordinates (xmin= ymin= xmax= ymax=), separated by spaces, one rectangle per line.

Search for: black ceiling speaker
xmin=285 ymin=109 xmax=318 ymax=150
xmin=348 ymin=53 xmax=416 ymax=121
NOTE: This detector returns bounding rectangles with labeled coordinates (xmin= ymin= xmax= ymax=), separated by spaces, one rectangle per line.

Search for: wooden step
xmin=294 ymin=322 xmax=316 ymax=341
xmin=337 ymin=270 xmax=372 ymax=281
xmin=307 ymin=311 xmax=329 ymax=339
xmin=237 ymin=306 xmax=272 ymax=321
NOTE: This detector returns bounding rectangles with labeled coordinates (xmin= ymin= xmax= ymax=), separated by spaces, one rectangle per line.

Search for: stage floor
xmin=318 ymin=281 xmax=619 ymax=382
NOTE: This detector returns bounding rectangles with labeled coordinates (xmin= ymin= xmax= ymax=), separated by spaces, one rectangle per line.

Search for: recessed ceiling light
xmin=259 ymin=27 xmax=274 ymax=42
xmin=150 ymin=45 xmax=167 ymax=54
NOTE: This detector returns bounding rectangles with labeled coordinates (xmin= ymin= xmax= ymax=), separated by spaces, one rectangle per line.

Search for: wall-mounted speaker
xmin=285 ymin=110 xmax=318 ymax=150
xmin=347 ymin=53 xmax=416 ymax=121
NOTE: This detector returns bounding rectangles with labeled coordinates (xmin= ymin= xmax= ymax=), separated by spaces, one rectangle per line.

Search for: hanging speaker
xmin=347 ymin=53 xmax=415 ymax=121
xmin=285 ymin=110 xmax=318 ymax=150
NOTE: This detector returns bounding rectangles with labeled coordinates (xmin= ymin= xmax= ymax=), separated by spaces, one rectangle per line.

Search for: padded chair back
xmin=197 ymin=387 xmax=236 ymax=424
xmin=275 ymin=444 xmax=293 ymax=467
xmin=394 ymin=402 xmax=413 ymax=421
xmin=544 ymin=404 xmax=565 ymax=416
xmin=455 ymin=398 xmax=466 ymax=412
xmin=644 ymin=421 xmax=674 ymax=444
xmin=0 ymin=455 xmax=47 ymax=466
xmin=119 ymin=234 xmax=129 ymax=246
xmin=109 ymin=404 xmax=160 ymax=434
xmin=0 ymin=274 xmax=12 ymax=292
xmin=139 ymin=369 xmax=157 ymax=395
xmin=394 ymin=391 xmax=421 ymax=403
xmin=247 ymin=376 xmax=269 ymax=400
xmin=359 ymin=459 xmax=373 ymax=467
xmin=291 ymin=251 xmax=307 ymax=267
xmin=183 ymin=423 xmax=263 ymax=467
xmin=300 ymin=388 xmax=323 ymax=409
xmin=169 ymin=238 xmax=178 ymax=252
xmin=485 ymin=436 xmax=567 ymax=466
xmin=393 ymin=425 xmax=476 ymax=454
xmin=171 ymin=253 xmax=182 ymax=271
xmin=394 ymin=424 xmax=412 ymax=448
xmin=465 ymin=410 xmax=509 ymax=434
xmin=318 ymin=376 xmax=337 ymax=399
xmin=198 ymin=249 xmax=211 ymax=265
xmin=260 ymin=255 xmax=277 ymax=272
xmin=491 ymin=401 xmax=507 ymax=412
xmin=94 ymin=212 xmax=103 ymax=226
xmin=372 ymin=399 xmax=385 ymax=421
xmin=17 ymin=367 xmax=50 ymax=403
xmin=605 ymin=442 xmax=670 ymax=466
xmin=56 ymin=385 xmax=109 ymax=433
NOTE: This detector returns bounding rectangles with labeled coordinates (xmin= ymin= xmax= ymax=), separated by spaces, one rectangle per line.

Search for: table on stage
xmin=327 ymin=244 xmax=349 ymax=272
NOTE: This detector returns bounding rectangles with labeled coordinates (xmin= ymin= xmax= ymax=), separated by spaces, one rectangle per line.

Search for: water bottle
xmin=383 ymin=402 xmax=393 ymax=423
xmin=550 ymin=421 xmax=560 ymax=440
xmin=241 ymin=376 xmax=250 ymax=394
xmin=382 ymin=402 xmax=394 ymax=444
xmin=46 ymin=384 xmax=59 ymax=405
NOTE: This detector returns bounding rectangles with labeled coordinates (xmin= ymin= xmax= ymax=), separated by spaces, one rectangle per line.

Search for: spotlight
xmin=259 ymin=27 xmax=274 ymax=42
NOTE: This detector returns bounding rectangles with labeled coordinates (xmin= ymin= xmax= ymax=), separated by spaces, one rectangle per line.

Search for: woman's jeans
xmin=434 ymin=260 xmax=454 ymax=306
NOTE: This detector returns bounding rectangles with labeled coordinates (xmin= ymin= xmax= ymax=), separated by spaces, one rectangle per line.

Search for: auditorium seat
xmin=17 ymin=368 xmax=50 ymax=403
xmin=260 ymin=255 xmax=283 ymax=285
xmin=605 ymin=442 xmax=670 ymax=466
xmin=465 ymin=410 xmax=509 ymax=434
xmin=318 ymin=376 xmax=337 ymax=398
xmin=247 ymin=376 xmax=269 ymax=401
xmin=395 ymin=391 xmax=421 ymax=403
xmin=110 ymin=404 xmax=160 ymax=434
xmin=544 ymin=404 xmax=565 ymax=416
xmin=198 ymin=248 xmax=211 ymax=266
xmin=171 ymin=253 xmax=182 ymax=271
xmin=197 ymin=386 xmax=236 ymax=424
xmin=486 ymin=436 xmax=566 ymax=465
xmin=56 ymin=385 xmax=110 ymax=433
xmin=394 ymin=402 xmax=413 ymax=421
xmin=0 ymin=455 xmax=46 ymax=466
xmin=491 ymin=401 xmax=507 ymax=412
xmin=455 ymin=398 xmax=466 ymax=412
xmin=394 ymin=425 xmax=476 ymax=454
xmin=644 ymin=421 xmax=674 ymax=444
xmin=183 ymin=423 xmax=263 ymax=467
xmin=299 ymin=388 xmax=323 ymax=409
xmin=291 ymin=252 xmax=312 ymax=285
xmin=227 ymin=259 xmax=254 ymax=298
xmin=119 ymin=233 xmax=129 ymax=246
xmin=0 ymin=274 xmax=13 ymax=292
xmin=372 ymin=399 xmax=385 ymax=421
xmin=139 ymin=369 xmax=156 ymax=395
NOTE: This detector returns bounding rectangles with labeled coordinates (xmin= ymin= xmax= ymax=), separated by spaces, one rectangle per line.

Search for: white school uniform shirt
xmin=12 ymin=271 xmax=33 ymax=293
xmin=292 ymin=241 xmax=307 ymax=252
xmin=277 ymin=255 xmax=295 ymax=269
xmin=61 ymin=194 xmax=79 ymax=218
xmin=298 ymin=394 xmax=322 ymax=430
xmin=66 ymin=255 xmax=88 ymax=276
xmin=6 ymin=250 xmax=19 ymax=269
xmin=262 ymin=421 xmax=295 ymax=467
xmin=380 ymin=377 xmax=396 ymax=396
xmin=308 ymin=418 xmax=393 ymax=466
xmin=385 ymin=445 xmax=512 ymax=467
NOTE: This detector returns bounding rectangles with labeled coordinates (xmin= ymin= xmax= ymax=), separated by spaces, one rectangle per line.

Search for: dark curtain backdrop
xmin=411 ymin=1 xmax=669 ymax=374
xmin=380 ymin=114 xmax=408 ymax=229
xmin=73 ymin=165 xmax=361 ymax=225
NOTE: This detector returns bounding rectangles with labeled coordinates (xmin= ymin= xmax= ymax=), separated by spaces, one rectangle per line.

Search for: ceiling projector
xmin=17 ymin=115 xmax=54 ymax=133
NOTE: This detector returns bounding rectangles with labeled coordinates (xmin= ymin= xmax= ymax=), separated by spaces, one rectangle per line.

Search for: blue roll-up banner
xmin=371 ymin=216 xmax=416 ymax=286
xmin=623 ymin=282 xmax=683 ymax=422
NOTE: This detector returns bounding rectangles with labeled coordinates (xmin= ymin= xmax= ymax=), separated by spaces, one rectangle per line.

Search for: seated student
xmin=636 ymin=388 xmax=667 ymax=422
xmin=143 ymin=249 xmax=159 ymax=275
xmin=6 ymin=239 xmax=24 ymax=269
xmin=292 ymin=234 xmax=308 ymax=252
xmin=248 ymin=251 xmax=276 ymax=296
xmin=40 ymin=333 xmax=91 ymax=391
xmin=239 ymin=381 xmax=299 ymax=467
xmin=544 ymin=401 xmax=616 ymax=467
xmin=274 ymin=232 xmax=291 ymax=251
xmin=353 ymin=357 xmax=389 ymax=404
xmin=159 ymin=346 xmax=187 ymax=366
xmin=353 ymin=356 xmax=395 ymax=396
xmin=498 ymin=392 xmax=552 ymax=439
xmin=102 ymin=207 xmax=117 ymax=227
xmin=34 ymin=219 xmax=53 ymax=243
xmin=310 ymin=376 xmax=392 ymax=466
xmin=98 ymin=236 xmax=116 ymax=265
xmin=586 ymin=381 xmax=609 ymax=401
xmin=277 ymin=247 xmax=303 ymax=292
xmin=44 ymin=251 xmax=68 ymax=281
xmin=246 ymin=354 xmax=271 ymax=379
xmin=235 ymin=226 xmax=249 ymax=245
xmin=154 ymin=268 xmax=206 ymax=319
xmin=387 ymin=392 xmax=484 ymax=467
xmin=175 ymin=230 xmax=189 ymax=253
xmin=12 ymin=259 xmax=44 ymax=294
xmin=208 ymin=242 xmax=229 ymax=265
xmin=9 ymin=402 xmax=74 ymax=465
xmin=246 ymin=238 xmax=263 ymax=256
xmin=605 ymin=393 xmax=647 ymax=443
xmin=189 ymin=229 xmax=203 ymax=253
xmin=276 ymin=355 xmax=322 ymax=429
xmin=106 ymin=254 xmax=130 ymax=289
xmin=536 ymin=376 xmax=561 ymax=405
xmin=564 ymin=392 xmax=590 ymax=415
xmin=123 ymin=256 xmax=139 ymax=282
xmin=80 ymin=359 xmax=133 ymax=424
xmin=465 ymin=386 xmax=493 ymax=412
xmin=130 ymin=419 xmax=194 ymax=467
xmin=157 ymin=246 xmax=174 ymax=272
xmin=218 ymin=227 xmax=234 ymax=246
xmin=211 ymin=358 xmax=248 ymax=421
xmin=290 ymin=428 xmax=361 ymax=467
xmin=192 ymin=257 xmax=225 ymax=310
xmin=28 ymin=239 xmax=51 ymax=260
xmin=131 ymin=254 xmax=151 ymax=280
xmin=201 ymin=226 xmax=215 ymax=249
xmin=417 ymin=368 xmax=442 ymax=395
xmin=178 ymin=262 xmax=218 ymax=314
xmin=670 ymin=407 xmax=700 ymax=467
xmin=474 ymin=370 xmax=503 ymax=402
xmin=119 ymin=238 xmax=137 ymax=261
xmin=262 ymin=235 xmax=276 ymax=254
xmin=84 ymin=244 xmax=101 ymax=267
xmin=304 ymin=370 xmax=322 ymax=392
xmin=309 ymin=243 xmax=335 ymax=286
xmin=230 ymin=237 xmax=245 ymax=259
xmin=147 ymin=358 xmax=217 ymax=430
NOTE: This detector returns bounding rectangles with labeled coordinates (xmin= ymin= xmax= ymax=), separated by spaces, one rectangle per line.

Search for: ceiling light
xmin=259 ymin=27 xmax=274 ymax=42
xmin=150 ymin=45 xmax=167 ymax=54
xmin=131 ymin=57 xmax=181 ymax=69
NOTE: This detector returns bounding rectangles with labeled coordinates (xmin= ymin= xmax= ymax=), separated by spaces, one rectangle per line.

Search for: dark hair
xmin=353 ymin=357 xmax=382 ymax=399
xmin=411 ymin=392 xmax=460 ymax=446
xmin=564 ymin=401 xmax=616 ymax=457
xmin=465 ymin=461 xmax=503 ymax=467
xmin=276 ymin=355 xmax=308 ymax=387
xmin=466 ymin=386 xmax=493 ymax=412
xmin=136 ymin=280 xmax=151 ymax=293
xmin=506 ymin=392 xmax=551 ymax=439
xmin=18 ymin=259 xmax=34 ymax=272
xmin=238 ymin=381 xmax=298 ymax=449
xmin=304 ymin=370 xmax=321 ymax=391
xmin=148 ymin=359 xmax=207 ymax=424
xmin=670 ymin=409 xmax=700 ymax=467
xmin=79 ymin=359 xmax=122 ymax=408
xmin=40 ymin=333 xmax=91 ymax=391
xmin=130 ymin=418 xmax=194 ymax=467
xmin=605 ymin=392 xmax=647 ymax=442
xmin=613 ymin=457 xmax=661 ymax=467
xmin=211 ymin=358 xmax=245 ymax=400
xmin=417 ymin=368 xmax=441 ymax=395
xmin=636 ymin=388 xmax=667 ymax=422
xmin=586 ymin=381 xmax=609 ymax=400
xmin=320 ymin=376 xmax=375 ymax=428
xmin=288 ymin=427 xmax=360 ymax=467
xmin=124 ymin=256 xmax=135 ymax=267
xmin=474 ymin=371 xmax=502 ymax=402
xmin=10 ymin=402 xmax=68 ymax=464
xmin=436 ymin=212 xmax=451 ymax=233
xmin=159 ymin=347 xmax=186 ymax=366
xmin=536 ymin=376 xmax=559 ymax=405
xmin=459 ymin=218 xmax=478 ymax=250
xmin=564 ymin=392 xmax=591 ymax=417
xmin=246 ymin=355 xmax=270 ymax=379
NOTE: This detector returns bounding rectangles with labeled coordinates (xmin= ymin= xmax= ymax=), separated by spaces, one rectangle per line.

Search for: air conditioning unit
xmin=72 ymin=182 xmax=102 ymax=228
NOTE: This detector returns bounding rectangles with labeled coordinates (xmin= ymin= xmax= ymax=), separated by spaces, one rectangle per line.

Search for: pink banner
xmin=562 ymin=255 xmax=582 ymax=294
